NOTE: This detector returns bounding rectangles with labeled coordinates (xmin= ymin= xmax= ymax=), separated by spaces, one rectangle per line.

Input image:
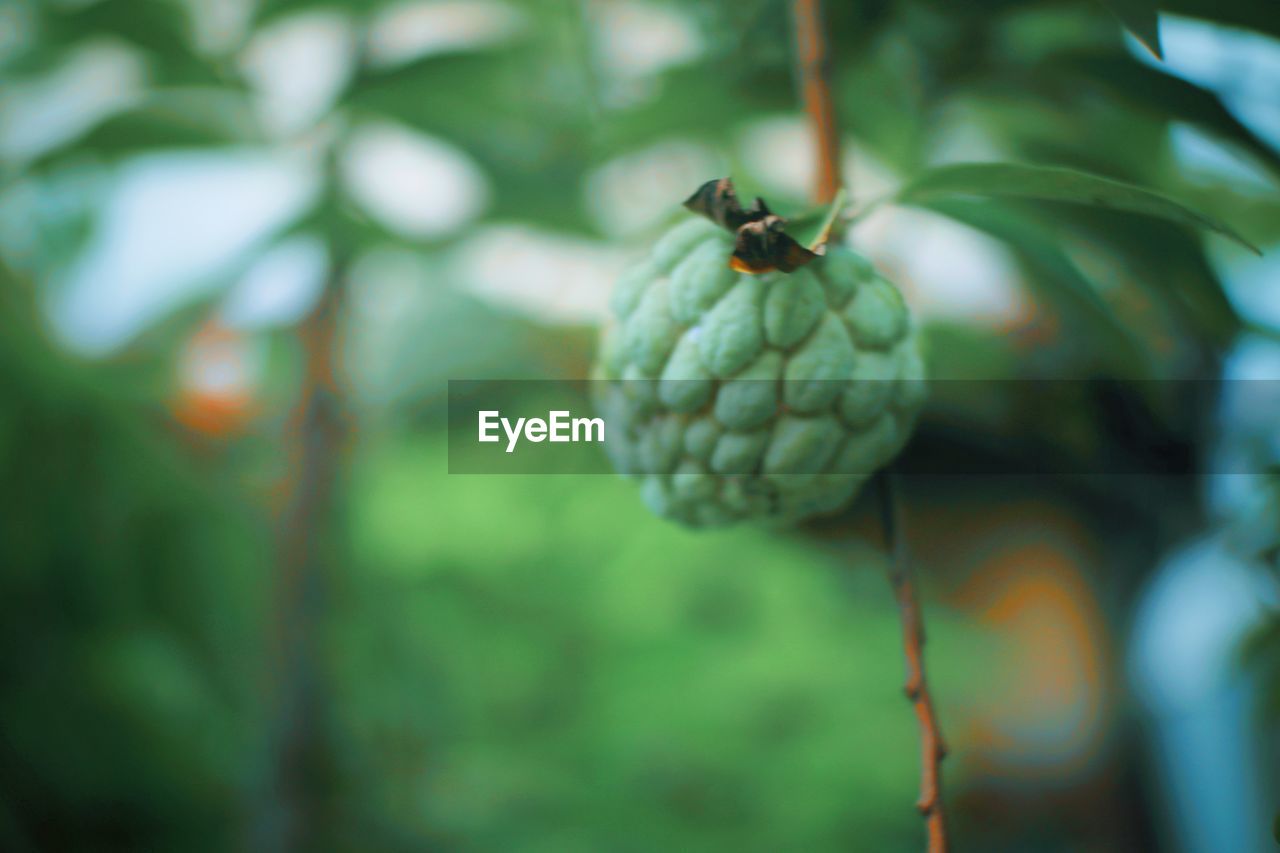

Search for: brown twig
xmin=257 ymin=267 xmax=348 ymax=852
xmin=791 ymin=2 xmax=948 ymax=847
xmin=878 ymin=471 xmax=949 ymax=853
xmin=792 ymin=0 xmax=843 ymax=204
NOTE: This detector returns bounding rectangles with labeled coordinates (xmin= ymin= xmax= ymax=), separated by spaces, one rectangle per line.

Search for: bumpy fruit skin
xmin=594 ymin=217 xmax=925 ymax=527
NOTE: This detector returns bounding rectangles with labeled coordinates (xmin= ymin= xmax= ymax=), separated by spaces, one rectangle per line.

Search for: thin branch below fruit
xmin=878 ymin=471 xmax=950 ymax=853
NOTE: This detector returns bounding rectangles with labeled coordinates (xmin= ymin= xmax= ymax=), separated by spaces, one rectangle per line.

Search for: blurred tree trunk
xmin=256 ymin=263 xmax=349 ymax=852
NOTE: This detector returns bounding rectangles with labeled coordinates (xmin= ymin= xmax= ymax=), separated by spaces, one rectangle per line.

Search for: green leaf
xmin=920 ymin=198 xmax=1153 ymax=374
xmin=1156 ymin=0 xmax=1279 ymax=42
xmin=349 ymin=45 xmax=598 ymax=232
xmin=1053 ymin=208 xmax=1242 ymax=346
xmin=1097 ymin=0 xmax=1163 ymax=59
xmin=1042 ymin=54 xmax=1280 ymax=180
xmin=598 ymin=62 xmax=792 ymax=158
xmin=897 ymin=162 xmax=1261 ymax=254
xmin=41 ymin=0 xmax=191 ymax=57
xmin=836 ymin=34 xmax=928 ymax=174
xmin=282 ymin=195 xmax=426 ymax=260
xmin=786 ymin=190 xmax=848 ymax=251
xmin=29 ymin=89 xmax=263 ymax=171
xmin=30 ymin=0 xmax=236 ymax=88
xmin=251 ymin=0 xmax=400 ymax=28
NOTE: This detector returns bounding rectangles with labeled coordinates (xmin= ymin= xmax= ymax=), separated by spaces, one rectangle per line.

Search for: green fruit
xmin=594 ymin=217 xmax=925 ymax=527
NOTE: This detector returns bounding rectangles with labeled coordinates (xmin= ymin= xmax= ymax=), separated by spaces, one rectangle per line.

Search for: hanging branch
xmin=259 ymin=265 xmax=348 ymax=852
xmin=878 ymin=471 xmax=949 ymax=853
xmin=791 ymin=2 xmax=950 ymax=848
xmin=792 ymin=0 xmax=843 ymax=204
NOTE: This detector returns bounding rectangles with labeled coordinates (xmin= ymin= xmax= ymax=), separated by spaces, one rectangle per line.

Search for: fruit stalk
xmin=879 ymin=472 xmax=949 ymax=853
xmin=791 ymin=2 xmax=950 ymax=845
xmin=792 ymin=0 xmax=843 ymax=203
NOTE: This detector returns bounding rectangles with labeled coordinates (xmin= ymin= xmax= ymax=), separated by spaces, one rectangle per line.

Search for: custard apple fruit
xmin=594 ymin=216 xmax=925 ymax=527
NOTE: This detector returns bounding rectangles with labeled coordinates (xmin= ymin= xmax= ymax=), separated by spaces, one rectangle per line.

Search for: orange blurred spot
xmin=950 ymin=530 xmax=1112 ymax=783
xmin=170 ymin=320 xmax=260 ymax=437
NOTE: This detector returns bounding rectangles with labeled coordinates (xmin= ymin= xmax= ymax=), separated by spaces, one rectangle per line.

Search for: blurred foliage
xmin=335 ymin=436 xmax=993 ymax=850
xmin=0 ymin=271 xmax=269 ymax=850
xmin=5 ymin=0 xmax=1276 ymax=376
xmin=0 ymin=260 xmax=1000 ymax=850
xmin=2 ymin=0 xmax=1279 ymax=849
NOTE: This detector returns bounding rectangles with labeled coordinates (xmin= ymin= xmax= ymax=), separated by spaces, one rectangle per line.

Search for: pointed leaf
xmin=897 ymin=162 xmax=1261 ymax=254
xmin=1043 ymin=54 xmax=1280 ymax=180
xmin=786 ymin=189 xmax=848 ymax=252
xmin=1098 ymin=0 xmax=1163 ymax=59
